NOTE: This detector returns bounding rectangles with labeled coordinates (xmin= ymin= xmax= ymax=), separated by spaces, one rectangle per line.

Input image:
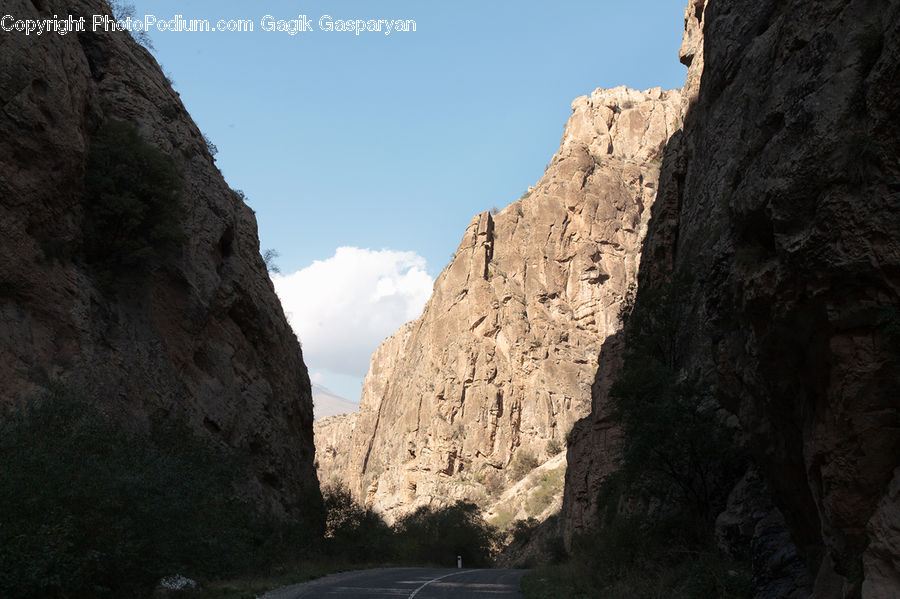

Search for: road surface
xmin=260 ymin=567 xmax=526 ymax=598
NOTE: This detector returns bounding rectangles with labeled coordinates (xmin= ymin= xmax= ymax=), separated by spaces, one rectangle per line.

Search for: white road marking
xmin=408 ymin=570 xmax=477 ymax=598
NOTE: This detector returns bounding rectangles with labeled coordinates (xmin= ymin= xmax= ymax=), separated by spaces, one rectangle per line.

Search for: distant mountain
xmin=312 ymin=385 xmax=359 ymax=420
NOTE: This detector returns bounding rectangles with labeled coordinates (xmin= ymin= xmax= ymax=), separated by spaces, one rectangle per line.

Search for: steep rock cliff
xmin=0 ymin=0 xmax=319 ymax=517
xmin=565 ymin=0 xmax=900 ymax=596
xmin=562 ymin=0 xmax=708 ymax=550
xmin=318 ymin=86 xmax=683 ymax=520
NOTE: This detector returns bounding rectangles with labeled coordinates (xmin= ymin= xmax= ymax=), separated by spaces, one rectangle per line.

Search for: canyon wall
xmin=0 ymin=0 xmax=320 ymax=517
xmin=318 ymin=85 xmax=683 ymax=521
xmin=564 ymin=0 xmax=900 ymax=596
xmin=562 ymin=0 xmax=708 ymax=548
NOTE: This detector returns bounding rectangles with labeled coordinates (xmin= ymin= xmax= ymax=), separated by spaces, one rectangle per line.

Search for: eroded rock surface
xmin=317 ymin=86 xmax=683 ymax=521
xmin=565 ymin=0 xmax=900 ymax=595
xmin=0 ymin=0 xmax=319 ymax=516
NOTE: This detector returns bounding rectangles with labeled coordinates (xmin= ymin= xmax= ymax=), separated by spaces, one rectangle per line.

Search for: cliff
xmin=0 ymin=0 xmax=319 ymax=517
xmin=317 ymin=85 xmax=683 ymax=520
xmin=564 ymin=0 xmax=900 ymax=596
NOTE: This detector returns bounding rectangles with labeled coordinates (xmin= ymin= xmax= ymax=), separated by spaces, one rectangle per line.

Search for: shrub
xmin=511 ymin=518 xmax=540 ymax=546
xmin=263 ymin=248 xmax=281 ymax=274
xmin=477 ymin=468 xmax=505 ymax=496
xmin=108 ymin=0 xmax=154 ymax=49
xmin=522 ymin=273 xmax=753 ymax=599
xmin=82 ymin=119 xmax=183 ymax=285
xmin=610 ymin=275 xmax=745 ymax=520
xmin=321 ymin=484 xmax=394 ymax=561
xmin=523 ymin=516 xmax=752 ymax=599
xmin=490 ymin=506 xmax=514 ymax=531
xmin=509 ymin=449 xmax=540 ymax=481
xmin=394 ymin=501 xmax=497 ymax=567
xmin=203 ymin=132 xmax=219 ymax=158
xmin=0 ymin=387 xmax=286 ymax=598
xmin=546 ymin=438 xmax=564 ymax=456
xmin=525 ymin=467 xmax=564 ymax=516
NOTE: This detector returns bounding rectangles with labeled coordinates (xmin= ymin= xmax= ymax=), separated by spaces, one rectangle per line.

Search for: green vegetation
xmin=320 ymin=486 xmax=498 ymax=570
xmin=394 ymin=501 xmax=497 ymax=568
xmin=545 ymin=438 xmax=564 ymax=456
xmin=523 ymin=275 xmax=751 ymax=598
xmin=509 ymin=448 xmax=540 ymax=481
xmin=0 ymin=387 xmax=318 ymax=599
xmin=82 ymin=119 xmax=184 ymax=285
xmin=1 ymin=388 xmax=501 ymax=598
xmin=523 ymin=518 xmax=752 ymax=599
xmin=263 ymin=248 xmax=281 ymax=274
xmin=490 ymin=506 xmax=515 ymax=531
xmin=321 ymin=484 xmax=394 ymax=561
xmin=525 ymin=467 xmax=564 ymax=517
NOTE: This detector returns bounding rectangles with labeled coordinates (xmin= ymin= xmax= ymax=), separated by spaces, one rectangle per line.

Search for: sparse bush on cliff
xmin=509 ymin=448 xmax=540 ymax=481
xmin=477 ymin=467 xmax=505 ymax=496
xmin=82 ymin=119 xmax=183 ymax=285
xmin=263 ymin=248 xmax=282 ymax=274
xmin=202 ymin=132 xmax=219 ymax=158
xmin=546 ymin=438 xmax=564 ymax=456
xmin=610 ymin=275 xmax=745 ymax=519
xmin=523 ymin=275 xmax=751 ymax=598
xmin=525 ymin=467 xmax=564 ymax=516
xmin=108 ymin=0 xmax=154 ymax=49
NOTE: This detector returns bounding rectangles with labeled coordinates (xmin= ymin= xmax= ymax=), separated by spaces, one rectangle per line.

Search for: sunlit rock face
xmin=0 ymin=0 xmax=319 ymax=517
xmin=317 ymin=84 xmax=682 ymax=522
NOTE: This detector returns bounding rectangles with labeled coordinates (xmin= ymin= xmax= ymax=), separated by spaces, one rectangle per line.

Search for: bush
xmin=394 ymin=501 xmax=498 ymax=568
xmin=525 ymin=467 xmax=564 ymax=516
xmin=546 ymin=438 xmax=564 ymax=456
xmin=476 ymin=468 xmax=504 ymax=496
xmin=82 ymin=119 xmax=183 ymax=285
xmin=322 ymin=484 xmax=394 ymax=561
xmin=610 ymin=275 xmax=745 ymax=519
xmin=509 ymin=449 xmax=540 ymax=481
xmin=0 ymin=387 xmax=290 ymax=598
xmin=522 ymin=273 xmax=752 ymax=599
xmin=523 ymin=516 xmax=752 ymax=599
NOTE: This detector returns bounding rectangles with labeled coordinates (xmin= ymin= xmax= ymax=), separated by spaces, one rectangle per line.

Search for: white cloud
xmin=272 ymin=247 xmax=433 ymax=379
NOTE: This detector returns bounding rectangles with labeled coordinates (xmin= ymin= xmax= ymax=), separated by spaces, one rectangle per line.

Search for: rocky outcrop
xmin=565 ymin=0 xmax=900 ymax=595
xmin=316 ymin=412 xmax=358 ymax=487
xmin=560 ymin=0 xmax=710 ymax=547
xmin=318 ymin=85 xmax=683 ymax=520
xmin=0 ymin=0 xmax=319 ymax=517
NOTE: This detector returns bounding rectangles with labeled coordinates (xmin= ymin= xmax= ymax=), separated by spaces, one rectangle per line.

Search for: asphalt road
xmin=260 ymin=567 xmax=526 ymax=599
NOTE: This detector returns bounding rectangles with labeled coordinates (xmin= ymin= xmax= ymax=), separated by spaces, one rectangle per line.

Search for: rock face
xmin=561 ymin=0 xmax=709 ymax=550
xmin=316 ymin=412 xmax=358 ymax=487
xmin=317 ymin=85 xmax=683 ymax=520
xmin=0 ymin=0 xmax=319 ymax=517
xmin=565 ymin=0 xmax=900 ymax=596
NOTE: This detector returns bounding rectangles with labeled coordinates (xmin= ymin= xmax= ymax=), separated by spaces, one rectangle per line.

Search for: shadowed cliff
xmin=0 ymin=0 xmax=320 ymax=519
xmin=563 ymin=0 xmax=900 ymax=596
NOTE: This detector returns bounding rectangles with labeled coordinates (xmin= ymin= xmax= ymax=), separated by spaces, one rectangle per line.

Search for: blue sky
xmin=128 ymin=0 xmax=688 ymax=402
